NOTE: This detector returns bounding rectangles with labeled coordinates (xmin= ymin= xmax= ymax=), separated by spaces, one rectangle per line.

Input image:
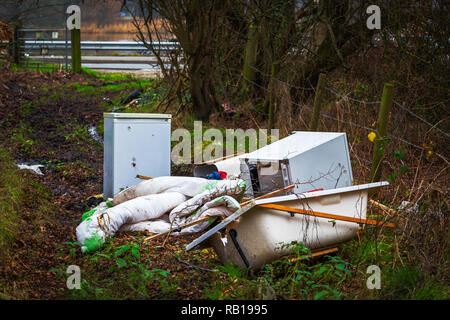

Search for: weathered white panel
xmin=103 ymin=113 xmax=171 ymax=198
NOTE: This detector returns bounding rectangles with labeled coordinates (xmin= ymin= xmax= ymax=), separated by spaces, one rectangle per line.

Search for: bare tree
xmin=126 ymin=0 xmax=448 ymax=123
xmin=127 ymin=0 xmax=248 ymax=120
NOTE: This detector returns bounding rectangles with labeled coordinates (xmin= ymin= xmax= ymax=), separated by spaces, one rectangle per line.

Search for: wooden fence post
xmin=370 ymin=82 xmax=394 ymax=182
xmin=71 ymin=28 xmax=81 ymax=73
xmin=12 ymin=24 xmax=21 ymax=65
xmin=309 ymin=73 xmax=326 ymax=131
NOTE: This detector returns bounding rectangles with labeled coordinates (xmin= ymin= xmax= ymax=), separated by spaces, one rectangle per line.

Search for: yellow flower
xmin=368 ymin=132 xmax=376 ymax=142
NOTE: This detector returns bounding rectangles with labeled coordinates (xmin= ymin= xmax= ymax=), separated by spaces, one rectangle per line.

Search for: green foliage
xmin=205 ymin=241 xmax=352 ymax=300
xmin=389 ymin=148 xmax=409 ymax=182
xmin=59 ymin=239 xmax=178 ymax=299
xmin=0 ymin=149 xmax=22 ymax=261
xmin=11 ymin=123 xmax=36 ymax=156
xmin=64 ymin=124 xmax=90 ymax=145
xmin=20 ymin=102 xmax=35 ymax=117
xmin=382 ymin=265 xmax=449 ymax=299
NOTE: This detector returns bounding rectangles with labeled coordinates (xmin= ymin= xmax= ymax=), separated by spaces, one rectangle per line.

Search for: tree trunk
xmin=242 ymin=24 xmax=259 ymax=93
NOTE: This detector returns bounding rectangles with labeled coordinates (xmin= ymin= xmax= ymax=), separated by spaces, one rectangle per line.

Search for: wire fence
xmin=324 ymin=87 xmax=381 ymax=105
xmin=248 ymin=65 xmax=314 ymax=91
xmin=243 ymin=65 xmax=449 ymax=162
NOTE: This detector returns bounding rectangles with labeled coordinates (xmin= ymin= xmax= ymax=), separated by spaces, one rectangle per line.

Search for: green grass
xmin=81 ymin=68 xmax=143 ymax=82
xmin=0 ymin=148 xmax=61 ymax=299
xmin=0 ymin=149 xmax=23 ymax=261
xmin=52 ymin=238 xmax=182 ymax=299
xmin=74 ymin=82 xmax=151 ymax=94
xmin=10 ymin=60 xmax=65 ymax=73
xmin=0 ymin=148 xmax=57 ymax=263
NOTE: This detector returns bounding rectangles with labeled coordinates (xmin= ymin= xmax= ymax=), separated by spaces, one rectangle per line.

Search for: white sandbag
xmin=169 ymin=179 xmax=245 ymax=225
xmin=112 ymin=176 xmax=216 ymax=205
xmin=180 ymin=196 xmax=241 ymax=234
xmin=120 ymin=218 xmax=172 ymax=234
xmin=119 ymin=196 xmax=240 ymax=235
xmin=76 ymin=192 xmax=187 ymax=253
xmin=76 ymin=177 xmax=246 ymax=253
xmin=105 ymin=192 xmax=187 ymax=225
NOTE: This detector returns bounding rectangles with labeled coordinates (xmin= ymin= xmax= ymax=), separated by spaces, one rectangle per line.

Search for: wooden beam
xmin=240 ymin=184 xmax=295 ymax=207
xmin=143 ymin=216 xmax=216 ymax=242
xmin=257 ymin=203 xmax=395 ymax=228
xmin=287 ymin=247 xmax=338 ymax=263
xmin=369 ymin=199 xmax=397 ymax=216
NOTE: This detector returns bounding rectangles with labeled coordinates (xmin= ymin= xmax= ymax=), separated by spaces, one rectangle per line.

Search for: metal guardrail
xmin=21 ymin=40 xmax=181 ymax=53
xmin=8 ymin=28 xmax=181 ymax=70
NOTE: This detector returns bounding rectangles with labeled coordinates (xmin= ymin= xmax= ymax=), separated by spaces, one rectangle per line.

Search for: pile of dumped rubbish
xmin=76 ymin=131 xmax=392 ymax=269
xmin=76 ymin=177 xmax=246 ymax=253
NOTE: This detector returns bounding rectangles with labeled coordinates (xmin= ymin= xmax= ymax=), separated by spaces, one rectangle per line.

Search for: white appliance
xmin=103 ymin=113 xmax=171 ymax=198
xmin=239 ymin=131 xmax=353 ymax=197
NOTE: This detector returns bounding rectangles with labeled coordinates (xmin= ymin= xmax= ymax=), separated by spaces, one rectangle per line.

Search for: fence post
xmin=268 ymin=61 xmax=279 ymax=129
xmin=370 ymin=82 xmax=394 ymax=182
xmin=309 ymin=73 xmax=326 ymax=131
xmin=71 ymin=28 xmax=81 ymax=73
xmin=12 ymin=24 xmax=21 ymax=65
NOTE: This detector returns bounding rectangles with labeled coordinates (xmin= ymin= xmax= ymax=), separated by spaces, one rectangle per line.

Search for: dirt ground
xmin=0 ymin=69 xmax=139 ymax=298
xmin=0 ymin=69 xmax=223 ymax=299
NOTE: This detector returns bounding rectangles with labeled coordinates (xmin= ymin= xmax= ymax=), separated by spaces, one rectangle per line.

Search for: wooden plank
xmin=240 ymin=184 xmax=295 ymax=207
xmin=369 ymin=199 xmax=397 ymax=216
xmin=257 ymin=203 xmax=395 ymax=228
xmin=143 ymin=216 xmax=215 ymax=242
xmin=287 ymin=247 xmax=338 ymax=263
